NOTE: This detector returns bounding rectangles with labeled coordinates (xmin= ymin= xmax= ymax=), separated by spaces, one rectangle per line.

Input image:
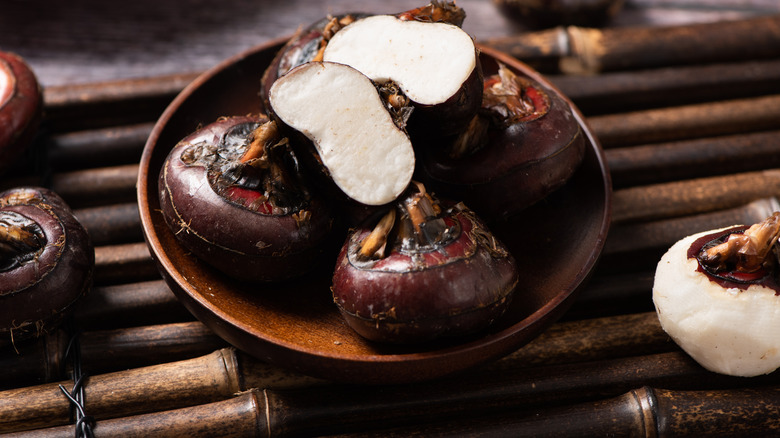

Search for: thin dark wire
xmin=59 ymin=322 xmax=95 ymax=438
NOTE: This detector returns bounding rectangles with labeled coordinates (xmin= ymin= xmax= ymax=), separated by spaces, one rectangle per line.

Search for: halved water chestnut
xmin=332 ymin=182 xmax=518 ymax=343
xmin=0 ymin=187 xmax=94 ymax=344
xmin=261 ymin=2 xmax=481 ymax=137
xmin=653 ymin=212 xmax=780 ymax=377
xmin=158 ymin=115 xmax=335 ymax=283
xmin=268 ymin=61 xmax=416 ymax=207
xmin=321 ymin=8 xmax=482 ymax=137
xmin=417 ymin=63 xmax=585 ymax=221
xmin=0 ymin=51 xmax=42 ymax=175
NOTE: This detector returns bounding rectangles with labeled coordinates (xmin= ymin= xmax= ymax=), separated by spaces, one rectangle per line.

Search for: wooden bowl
xmin=138 ymin=37 xmax=612 ymax=384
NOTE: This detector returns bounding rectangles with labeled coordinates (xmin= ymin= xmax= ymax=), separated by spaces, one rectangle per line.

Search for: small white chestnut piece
xmin=268 ymin=61 xmax=415 ymax=206
xmin=653 ymin=220 xmax=780 ymax=377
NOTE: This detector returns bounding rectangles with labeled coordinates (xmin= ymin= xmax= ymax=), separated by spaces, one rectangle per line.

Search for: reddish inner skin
xmin=689 ymin=226 xmax=780 ymax=294
xmin=522 ymin=86 xmax=550 ymax=121
xmin=0 ymin=62 xmax=14 ymax=108
xmin=483 ymin=76 xmax=550 ymax=123
xmin=223 ymin=186 xmax=273 ymax=214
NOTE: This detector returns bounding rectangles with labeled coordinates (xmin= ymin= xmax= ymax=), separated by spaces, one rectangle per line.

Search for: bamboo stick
xmin=42 ymin=73 xmax=199 ymax=132
xmin=0 ymin=164 xmax=138 ymax=209
xmin=93 ymin=242 xmax=158 ymax=285
xmin=611 ymin=169 xmax=780 ymax=224
xmin=0 ymin=322 xmax=224 ymax=390
xmin=73 ymin=280 xmax=189 ymax=330
xmin=0 ymin=347 xmax=322 ymax=433
xmin=484 ymin=14 xmax=780 ymax=74
xmin=565 ymin=270 xmax=656 ymax=320
xmin=73 ymin=203 xmax=142 ymax=246
xmin=490 ymin=312 xmax=671 ymax=370
xmin=550 ymin=58 xmax=780 ymax=115
xmin=12 ymin=383 xmax=780 ymax=438
xmin=1 ymin=390 xmax=266 ymax=438
xmin=10 ymin=349 xmax=775 ymax=436
xmin=607 ymin=197 xmax=779 ymax=253
xmin=588 ymin=94 xmax=780 ymax=148
xmin=603 ymin=198 xmax=779 ymax=269
xmin=46 ymin=123 xmax=153 ymax=171
xmin=606 ymin=130 xmax=780 ymax=188
xmin=49 ymin=164 xmax=139 ymax=208
xmin=326 ymin=385 xmax=780 ymax=437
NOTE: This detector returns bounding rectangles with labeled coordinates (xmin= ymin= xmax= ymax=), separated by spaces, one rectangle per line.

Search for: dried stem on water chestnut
xmin=159 ymin=115 xmax=334 ymax=283
xmin=332 ymin=183 xmax=518 ymax=343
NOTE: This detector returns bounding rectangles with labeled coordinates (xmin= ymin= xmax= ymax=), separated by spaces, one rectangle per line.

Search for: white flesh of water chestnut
xmin=653 ymin=227 xmax=780 ymax=377
xmin=268 ymin=61 xmax=415 ymax=206
xmin=322 ymin=15 xmax=477 ymax=106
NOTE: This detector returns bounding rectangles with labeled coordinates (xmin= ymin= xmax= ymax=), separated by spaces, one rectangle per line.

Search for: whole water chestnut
xmin=158 ymin=115 xmax=335 ymax=283
xmin=417 ymin=64 xmax=585 ymax=222
xmin=332 ymin=183 xmax=518 ymax=343
xmin=0 ymin=52 xmax=42 ymax=175
xmin=0 ymin=187 xmax=94 ymax=344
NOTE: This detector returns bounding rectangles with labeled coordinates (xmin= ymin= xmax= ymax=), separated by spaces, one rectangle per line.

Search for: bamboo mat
xmin=2 ymin=2 xmax=780 ymax=437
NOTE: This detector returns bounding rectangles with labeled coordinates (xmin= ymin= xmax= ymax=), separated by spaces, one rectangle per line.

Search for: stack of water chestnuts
xmin=159 ymin=2 xmax=585 ymax=343
xmin=1 ymin=52 xmax=95 ymax=346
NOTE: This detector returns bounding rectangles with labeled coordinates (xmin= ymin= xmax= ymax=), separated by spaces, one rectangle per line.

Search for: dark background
xmin=2 ymin=0 xmax=778 ymax=87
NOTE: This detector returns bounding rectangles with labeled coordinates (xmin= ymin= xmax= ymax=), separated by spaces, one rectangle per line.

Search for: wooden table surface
xmin=2 ymin=0 xmax=780 ymax=436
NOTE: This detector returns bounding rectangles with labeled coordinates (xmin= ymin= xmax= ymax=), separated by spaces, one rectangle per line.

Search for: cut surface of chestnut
xmin=158 ymin=115 xmax=335 ymax=283
xmin=322 ymin=12 xmax=481 ymax=136
xmin=332 ymin=183 xmax=518 ymax=343
xmin=0 ymin=187 xmax=94 ymax=344
xmin=418 ymin=63 xmax=585 ymax=221
xmin=261 ymin=2 xmax=481 ymax=138
xmin=0 ymin=51 xmax=42 ymax=175
xmin=268 ymin=62 xmax=415 ymax=207
xmin=653 ymin=212 xmax=780 ymax=377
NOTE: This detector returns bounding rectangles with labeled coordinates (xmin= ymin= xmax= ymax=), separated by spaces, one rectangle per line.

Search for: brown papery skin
xmin=158 ymin=116 xmax=335 ymax=283
xmin=418 ymin=80 xmax=585 ymax=222
xmin=332 ymin=206 xmax=518 ymax=343
xmin=0 ymin=52 xmax=42 ymax=175
xmin=0 ymin=187 xmax=94 ymax=344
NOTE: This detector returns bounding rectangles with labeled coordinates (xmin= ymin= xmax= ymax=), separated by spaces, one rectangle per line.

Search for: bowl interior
xmin=138 ymin=39 xmax=611 ymax=384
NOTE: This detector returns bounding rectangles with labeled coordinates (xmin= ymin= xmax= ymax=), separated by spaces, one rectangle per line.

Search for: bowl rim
xmin=137 ymin=38 xmax=612 ymax=383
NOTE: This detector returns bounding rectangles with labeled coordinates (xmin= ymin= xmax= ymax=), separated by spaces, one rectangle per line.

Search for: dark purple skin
xmin=260 ymin=13 xmax=368 ymax=114
xmin=0 ymin=52 xmax=42 ymax=175
xmin=417 ymin=75 xmax=585 ymax=222
xmin=405 ymin=60 xmax=484 ymax=138
xmin=0 ymin=187 xmax=94 ymax=344
xmin=158 ymin=115 xmax=335 ymax=283
xmin=332 ymin=203 xmax=518 ymax=343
